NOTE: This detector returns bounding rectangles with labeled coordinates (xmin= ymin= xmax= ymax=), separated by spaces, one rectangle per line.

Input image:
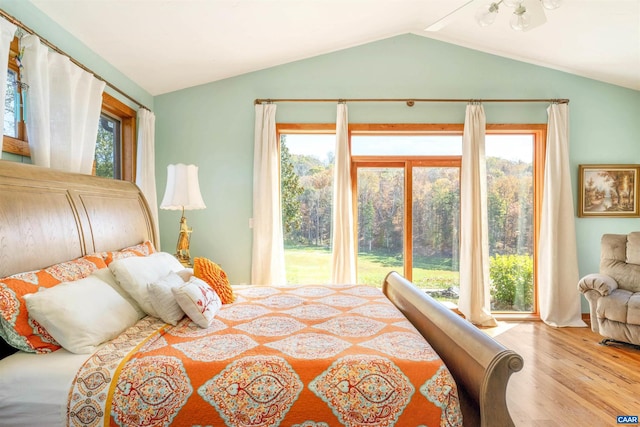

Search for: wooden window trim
xmin=3 ymin=135 xmax=29 ymax=156
xmin=277 ymin=123 xmax=336 ymax=134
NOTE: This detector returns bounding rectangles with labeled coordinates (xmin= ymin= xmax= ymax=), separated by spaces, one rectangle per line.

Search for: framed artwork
xmin=578 ymin=164 xmax=640 ymax=217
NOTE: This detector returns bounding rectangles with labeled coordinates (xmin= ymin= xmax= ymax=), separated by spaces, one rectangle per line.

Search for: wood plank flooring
xmin=491 ymin=321 xmax=640 ymax=427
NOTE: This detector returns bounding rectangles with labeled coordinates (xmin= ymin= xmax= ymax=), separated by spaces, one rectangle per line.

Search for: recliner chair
xmin=578 ymin=232 xmax=640 ymax=347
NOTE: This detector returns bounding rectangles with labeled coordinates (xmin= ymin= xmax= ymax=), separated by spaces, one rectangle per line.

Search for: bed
xmin=0 ymin=160 xmax=523 ymax=427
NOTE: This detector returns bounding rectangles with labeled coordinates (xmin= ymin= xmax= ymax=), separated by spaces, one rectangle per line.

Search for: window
xmin=352 ymin=134 xmax=462 ymax=156
xmin=485 ymin=129 xmax=544 ymax=313
xmin=356 ymin=165 xmax=407 ymax=286
xmin=352 ymin=125 xmax=543 ymax=314
xmin=2 ymin=35 xmax=28 ymax=156
xmin=96 ymin=93 xmax=136 ymax=181
xmin=352 ymin=129 xmax=462 ymax=295
xmin=278 ymin=125 xmax=336 ymax=284
xmin=94 ymin=113 xmax=122 ymax=178
xmin=279 ymin=123 xmax=544 ymax=315
xmin=5 ymin=68 xmax=20 ymax=137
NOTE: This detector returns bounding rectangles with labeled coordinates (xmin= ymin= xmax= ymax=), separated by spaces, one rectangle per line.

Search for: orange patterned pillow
xmin=101 ymin=240 xmax=156 ymax=265
xmin=0 ymin=254 xmax=107 ymax=353
xmin=193 ymin=257 xmax=236 ymax=304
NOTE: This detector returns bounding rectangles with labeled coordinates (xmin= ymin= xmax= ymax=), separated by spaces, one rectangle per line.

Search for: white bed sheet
xmin=0 ymin=348 xmax=90 ymax=427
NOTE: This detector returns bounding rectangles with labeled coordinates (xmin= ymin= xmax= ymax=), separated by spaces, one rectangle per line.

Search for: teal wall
xmin=155 ymin=34 xmax=640 ymax=309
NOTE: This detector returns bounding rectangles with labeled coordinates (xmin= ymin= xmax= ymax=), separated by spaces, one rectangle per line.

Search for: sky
xmin=283 ymin=134 xmax=533 ymax=163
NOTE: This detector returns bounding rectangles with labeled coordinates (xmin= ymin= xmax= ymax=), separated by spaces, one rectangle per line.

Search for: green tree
xmin=280 ymin=138 xmax=304 ymax=238
xmin=94 ymin=117 xmax=115 ymax=178
xmin=490 ymin=254 xmax=533 ymax=311
xmin=487 ymin=157 xmax=532 ymax=256
xmin=4 ymin=75 xmax=14 ymax=135
xmin=360 ymin=199 xmax=375 ymax=251
xmin=300 ymin=167 xmax=333 ymax=246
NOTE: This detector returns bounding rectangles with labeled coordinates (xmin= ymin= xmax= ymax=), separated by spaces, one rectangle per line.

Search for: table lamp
xmin=160 ymin=164 xmax=206 ymax=267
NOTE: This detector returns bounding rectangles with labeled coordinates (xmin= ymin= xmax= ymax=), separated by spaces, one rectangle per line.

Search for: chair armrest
xmin=578 ymin=273 xmax=618 ymax=296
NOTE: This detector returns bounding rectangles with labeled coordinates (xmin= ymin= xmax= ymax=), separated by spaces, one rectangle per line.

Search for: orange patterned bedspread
xmin=67 ymin=284 xmax=462 ymax=427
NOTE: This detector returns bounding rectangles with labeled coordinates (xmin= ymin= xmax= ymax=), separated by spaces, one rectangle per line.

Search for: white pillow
xmin=177 ymin=268 xmax=193 ymax=282
xmin=148 ymin=272 xmax=186 ymax=325
xmin=109 ymin=252 xmax=184 ymax=317
xmin=172 ymin=277 xmax=222 ymax=328
xmin=92 ymin=267 xmax=145 ymax=319
xmin=23 ymin=275 xmax=139 ymax=354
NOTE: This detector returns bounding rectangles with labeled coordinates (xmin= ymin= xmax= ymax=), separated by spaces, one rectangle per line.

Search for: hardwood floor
xmin=491 ymin=321 xmax=640 ymax=427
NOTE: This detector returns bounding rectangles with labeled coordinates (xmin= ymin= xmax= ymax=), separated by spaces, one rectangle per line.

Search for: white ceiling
xmin=30 ymin=0 xmax=640 ymax=96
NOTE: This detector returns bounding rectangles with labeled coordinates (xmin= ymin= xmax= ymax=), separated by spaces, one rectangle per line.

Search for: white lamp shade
xmin=160 ymin=164 xmax=206 ymax=210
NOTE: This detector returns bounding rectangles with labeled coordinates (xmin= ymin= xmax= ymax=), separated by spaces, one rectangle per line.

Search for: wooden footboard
xmin=383 ymin=271 xmax=523 ymax=427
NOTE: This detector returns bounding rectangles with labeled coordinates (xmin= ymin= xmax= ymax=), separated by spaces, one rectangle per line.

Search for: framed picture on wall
xmin=578 ymin=164 xmax=640 ymax=217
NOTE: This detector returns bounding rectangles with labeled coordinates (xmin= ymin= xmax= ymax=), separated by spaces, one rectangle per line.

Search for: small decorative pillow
xmin=101 ymin=240 xmax=156 ymax=266
xmin=24 ymin=275 xmax=139 ymax=354
xmin=172 ymin=277 xmax=222 ymax=328
xmin=0 ymin=254 xmax=106 ymax=353
xmin=148 ymin=272 xmax=186 ymax=325
xmin=109 ymin=252 xmax=185 ymax=318
xmin=193 ymin=257 xmax=236 ymax=304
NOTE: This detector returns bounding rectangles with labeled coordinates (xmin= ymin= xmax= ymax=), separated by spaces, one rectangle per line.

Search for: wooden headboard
xmin=0 ymin=160 xmax=158 ymax=278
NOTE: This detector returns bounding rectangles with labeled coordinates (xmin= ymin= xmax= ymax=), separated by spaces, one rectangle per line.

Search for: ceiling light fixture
xmin=475 ymin=0 xmax=561 ymax=31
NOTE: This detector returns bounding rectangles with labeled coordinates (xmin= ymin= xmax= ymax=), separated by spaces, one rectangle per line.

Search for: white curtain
xmin=251 ymin=103 xmax=286 ymax=285
xmin=135 ymin=108 xmax=160 ymax=248
xmin=459 ymin=103 xmax=497 ymax=327
xmin=0 ymin=18 xmax=16 ymax=158
xmin=538 ymin=103 xmax=586 ymax=327
xmin=330 ymin=103 xmax=356 ymax=284
xmin=21 ymin=34 xmax=105 ymax=174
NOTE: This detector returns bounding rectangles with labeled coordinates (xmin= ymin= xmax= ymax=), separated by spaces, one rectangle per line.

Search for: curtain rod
xmin=0 ymin=8 xmax=151 ymax=112
xmin=254 ymin=98 xmax=569 ymax=106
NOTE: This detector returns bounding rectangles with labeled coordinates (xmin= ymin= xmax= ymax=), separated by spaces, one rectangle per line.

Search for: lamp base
xmin=175 ymin=214 xmax=193 ymax=268
xmin=175 ymin=254 xmax=193 ymax=268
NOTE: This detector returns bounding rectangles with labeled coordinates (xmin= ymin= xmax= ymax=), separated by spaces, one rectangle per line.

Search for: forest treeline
xmin=95 ymin=116 xmax=116 ymax=178
xmin=281 ymin=140 xmax=534 ymax=269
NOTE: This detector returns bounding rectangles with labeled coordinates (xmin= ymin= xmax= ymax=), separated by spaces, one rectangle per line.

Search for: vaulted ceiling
xmin=30 ymin=0 xmax=640 ymax=96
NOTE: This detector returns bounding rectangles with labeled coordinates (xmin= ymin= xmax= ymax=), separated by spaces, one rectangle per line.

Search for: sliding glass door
xmin=351 ymin=128 xmax=538 ymax=314
xmin=411 ymin=166 xmax=460 ymax=301
xmin=356 ymin=166 xmax=404 ymax=287
xmin=485 ymin=134 xmax=534 ymax=312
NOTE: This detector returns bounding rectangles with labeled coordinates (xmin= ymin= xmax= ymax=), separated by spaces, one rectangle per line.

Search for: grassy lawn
xmin=284 ymin=245 xmax=459 ymax=292
xmin=284 ymin=246 xmax=535 ymax=311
